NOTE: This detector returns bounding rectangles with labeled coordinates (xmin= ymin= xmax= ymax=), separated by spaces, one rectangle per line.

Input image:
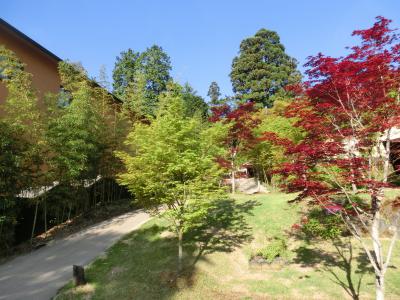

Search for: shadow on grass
xmin=186 ymin=199 xmax=258 ymax=262
xmin=75 ymin=198 xmax=259 ymax=300
xmin=293 ymin=239 xmax=372 ymax=300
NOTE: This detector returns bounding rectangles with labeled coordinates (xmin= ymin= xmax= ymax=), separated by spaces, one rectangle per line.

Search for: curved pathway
xmin=0 ymin=210 xmax=150 ymax=300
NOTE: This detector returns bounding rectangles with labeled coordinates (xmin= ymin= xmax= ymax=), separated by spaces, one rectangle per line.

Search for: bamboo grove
xmin=0 ymin=47 xmax=129 ymax=253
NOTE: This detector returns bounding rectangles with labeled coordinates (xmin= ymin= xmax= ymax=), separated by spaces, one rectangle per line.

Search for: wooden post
xmin=73 ymin=265 xmax=86 ymax=286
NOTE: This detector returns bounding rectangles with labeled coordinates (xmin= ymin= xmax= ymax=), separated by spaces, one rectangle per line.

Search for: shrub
xmin=301 ymin=208 xmax=345 ymax=240
xmin=256 ymin=237 xmax=288 ymax=262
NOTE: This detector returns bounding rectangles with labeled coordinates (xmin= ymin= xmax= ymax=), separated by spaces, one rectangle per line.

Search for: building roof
xmin=0 ymin=18 xmax=122 ymax=103
xmin=0 ymin=18 xmax=62 ymax=62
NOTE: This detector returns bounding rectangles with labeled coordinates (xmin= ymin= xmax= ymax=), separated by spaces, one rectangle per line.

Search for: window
xmin=0 ymin=55 xmax=24 ymax=81
xmin=57 ymin=86 xmax=72 ymax=108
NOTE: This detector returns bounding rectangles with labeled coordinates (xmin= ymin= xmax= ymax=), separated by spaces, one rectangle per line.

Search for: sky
xmin=2 ymin=0 xmax=400 ymax=99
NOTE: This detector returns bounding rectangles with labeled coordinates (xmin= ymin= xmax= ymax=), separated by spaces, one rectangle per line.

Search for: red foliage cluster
xmin=210 ymin=101 xmax=260 ymax=167
xmin=264 ymin=17 xmax=400 ymax=203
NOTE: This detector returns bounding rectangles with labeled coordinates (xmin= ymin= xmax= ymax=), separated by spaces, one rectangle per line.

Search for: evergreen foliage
xmin=230 ymin=29 xmax=300 ymax=108
xmin=207 ymin=81 xmax=221 ymax=105
xmin=181 ymin=83 xmax=209 ymax=118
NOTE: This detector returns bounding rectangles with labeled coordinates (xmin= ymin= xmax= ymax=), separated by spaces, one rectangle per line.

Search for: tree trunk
xmin=178 ymin=227 xmax=183 ymax=273
xmin=93 ymin=183 xmax=97 ymax=210
xmin=43 ymin=197 xmax=47 ymax=233
xmin=351 ymin=183 xmax=358 ymax=194
xmin=107 ymin=179 xmax=111 ymax=203
xmin=262 ymin=168 xmax=268 ymax=185
xmin=371 ymin=193 xmax=385 ymax=300
xmin=375 ymin=274 xmax=385 ymax=300
xmin=30 ymin=201 xmax=39 ymax=246
xmin=383 ymin=128 xmax=391 ymax=183
xmin=102 ymin=178 xmax=105 ymax=204
xmin=61 ymin=205 xmax=65 ymax=223
xmin=67 ymin=205 xmax=72 ymax=221
xmin=118 ymin=185 xmax=122 ymax=200
xmin=231 ymin=152 xmax=236 ymax=194
xmin=231 ymin=169 xmax=236 ymax=194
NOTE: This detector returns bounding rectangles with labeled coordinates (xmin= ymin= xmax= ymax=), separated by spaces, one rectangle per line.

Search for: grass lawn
xmin=55 ymin=191 xmax=400 ymax=300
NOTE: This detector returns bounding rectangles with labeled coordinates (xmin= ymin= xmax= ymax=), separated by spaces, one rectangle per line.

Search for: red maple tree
xmin=264 ymin=17 xmax=400 ymax=300
xmin=210 ymin=101 xmax=260 ymax=193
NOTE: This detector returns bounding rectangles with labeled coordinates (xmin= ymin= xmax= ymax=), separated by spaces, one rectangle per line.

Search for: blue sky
xmin=2 ymin=0 xmax=400 ymax=99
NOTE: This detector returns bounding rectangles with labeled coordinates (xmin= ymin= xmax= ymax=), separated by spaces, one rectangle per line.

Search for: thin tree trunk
xmin=368 ymin=155 xmax=373 ymax=181
xmin=178 ymin=226 xmax=183 ymax=273
xmin=383 ymin=128 xmax=391 ymax=183
xmin=43 ymin=197 xmax=47 ymax=233
xmin=0 ymin=222 xmax=4 ymax=248
xmin=351 ymin=183 xmax=358 ymax=194
xmin=107 ymin=179 xmax=111 ymax=203
xmin=262 ymin=168 xmax=268 ymax=185
xmin=30 ymin=201 xmax=39 ymax=246
xmin=93 ymin=183 xmax=97 ymax=210
xmin=231 ymin=169 xmax=236 ymax=194
xmin=375 ymin=274 xmax=384 ymax=300
xmin=67 ymin=205 xmax=72 ymax=221
xmin=102 ymin=178 xmax=105 ymax=204
xmin=108 ymin=179 xmax=110 ymax=203
xmin=231 ymin=151 xmax=236 ymax=194
xmin=371 ymin=193 xmax=385 ymax=300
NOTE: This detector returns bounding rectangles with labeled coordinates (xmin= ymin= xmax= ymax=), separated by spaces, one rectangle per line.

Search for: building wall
xmin=0 ymin=21 xmax=61 ymax=112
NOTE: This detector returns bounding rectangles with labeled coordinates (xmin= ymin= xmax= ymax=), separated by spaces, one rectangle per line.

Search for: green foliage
xmin=0 ymin=46 xmax=24 ymax=80
xmin=230 ymin=29 xmax=300 ymax=108
xmin=112 ymin=45 xmax=172 ymax=117
xmin=116 ymin=83 xmax=228 ymax=268
xmin=47 ymin=61 xmax=129 ymax=185
xmin=207 ymin=81 xmax=221 ymax=105
xmin=123 ymin=72 xmax=150 ymax=119
xmin=112 ymin=49 xmax=140 ymax=98
xmin=117 ymin=83 xmax=227 ymax=220
xmin=0 ymin=46 xmax=42 ymax=138
xmin=58 ymin=61 xmax=88 ymax=92
xmin=0 ymin=50 xmax=129 ymax=252
xmin=0 ymin=46 xmax=45 ymax=185
xmin=0 ymin=121 xmax=29 ymax=252
xmin=301 ymin=208 xmax=345 ymax=240
xmin=139 ymin=45 xmax=172 ymax=100
xmin=0 ymin=46 xmax=47 ymax=250
xmin=255 ymin=236 xmax=288 ymax=262
xmin=246 ymin=98 xmax=304 ymax=185
xmin=181 ymin=83 xmax=209 ymax=118
xmin=46 ymin=64 xmax=102 ymax=182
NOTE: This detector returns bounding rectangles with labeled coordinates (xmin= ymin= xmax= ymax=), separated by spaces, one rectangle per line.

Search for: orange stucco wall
xmin=0 ymin=22 xmax=61 ymax=112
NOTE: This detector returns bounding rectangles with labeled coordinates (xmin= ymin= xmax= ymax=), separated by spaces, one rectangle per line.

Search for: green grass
xmin=55 ymin=192 xmax=400 ymax=300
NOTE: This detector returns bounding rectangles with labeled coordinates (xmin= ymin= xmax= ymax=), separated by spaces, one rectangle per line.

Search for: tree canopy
xmin=230 ymin=28 xmax=300 ymax=108
xmin=112 ymin=45 xmax=172 ymax=117
xmin=263 ymin=17 xmax=400 ymax=300
xmin=207 ymin=81 xmax=221 ymax=105
xmin=116 ymin=84 xmax=227 ymax=271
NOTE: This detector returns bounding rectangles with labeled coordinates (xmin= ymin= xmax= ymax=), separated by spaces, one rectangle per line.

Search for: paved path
xmin=0 ymin=210 xmax=151 ymax=300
